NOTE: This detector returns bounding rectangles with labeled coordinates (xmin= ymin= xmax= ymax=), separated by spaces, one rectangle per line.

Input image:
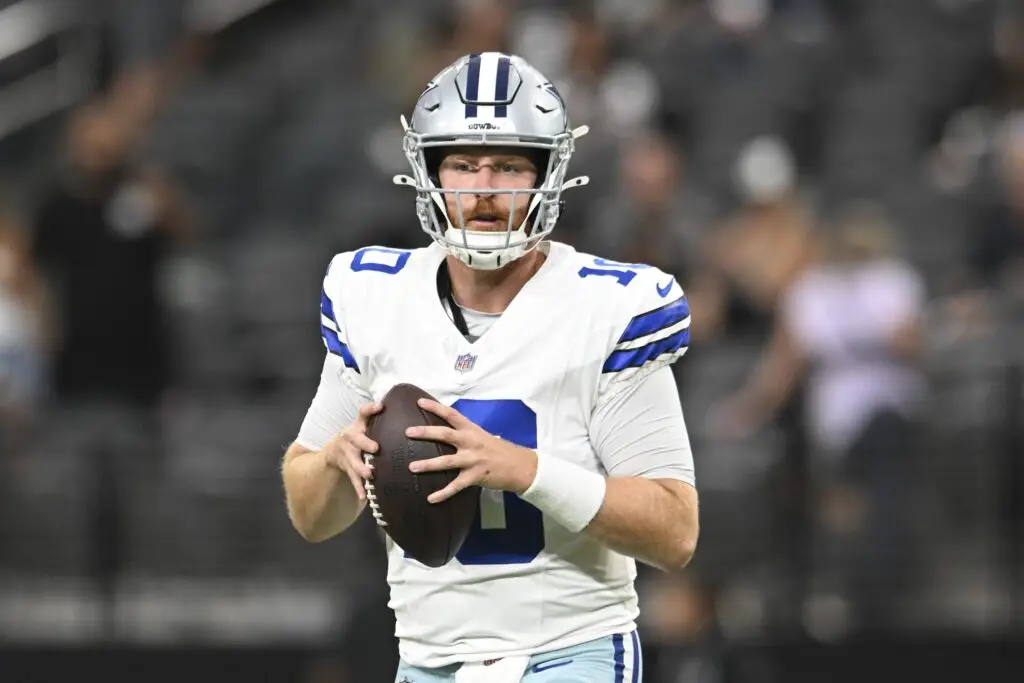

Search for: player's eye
xmin=452 ymin=162 xmax=476 ymax=173
xmin=498 ymin=163 xmax=519 ymax=174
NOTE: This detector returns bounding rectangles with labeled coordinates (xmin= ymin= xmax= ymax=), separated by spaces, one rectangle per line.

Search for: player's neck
xmin=447 ymin=249 xmax=546 ymax=314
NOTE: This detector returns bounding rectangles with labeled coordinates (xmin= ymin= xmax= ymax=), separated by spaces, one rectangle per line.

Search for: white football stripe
xmin=613 ymin=315 xmax=691 ymax=352
xmin=619 ymin=632 xmax=637 ymax=683
xmin=320 ymin=314 xmax=339 ymax=333
xmin=476 ymin=52 xmax=500 ymax=119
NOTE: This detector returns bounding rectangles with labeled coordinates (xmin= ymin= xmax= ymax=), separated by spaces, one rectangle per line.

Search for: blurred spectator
xmin=29 ymin=68 xmax=195 ymax=401
xmin=581 ymin=127 xmax=712 ymax=278
xmin=993 ymin=6 xmax=1024 ymax=111
xmin=642 ymin=572 xmax=726 ymax=683
xmin=651 ymin=0 xmax=827 ymax=198
xmin=712 ymin=201 xmax=926 ymax=634
xmin=0 ymin=209 xmax=49 ymax=444
xmin=31 ymin=83 xmax=193 ymax=410
xmin=107 ymin=0 xmax=187 ymax=69
xmin=562 ymin=5 xmax=660 ymax=137
xmin=421 ymin=0 xmax=514 ymax=74
xmin=454 ymin=0 xmax=514 ymax=56
xmin=965 ymin=113 xmax=1024 ymax=297
xmin=27 ymin=72 xmax=195 ymax=623
xmin=691 ymin=136 xmax=818 ymax=342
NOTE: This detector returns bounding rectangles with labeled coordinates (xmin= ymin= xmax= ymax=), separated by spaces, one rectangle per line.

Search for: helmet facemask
xmin=395 ymin=123 xmax=589 ymax=270
xmin=393 ymin=54 xmax=590 ymax=268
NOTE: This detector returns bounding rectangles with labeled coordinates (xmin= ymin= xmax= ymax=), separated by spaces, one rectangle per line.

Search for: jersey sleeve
xmin=296 ymin=254 xmax=373 ymax=450
xmin=596 ymin=271 xmax=691 ymax=404
xmin=319 ymin=253 xmax=368 ymax=393
xmin=591 ymin=365 xmax=695 ymax=485
xmin=295 ymin=354 xmax=368 ymax=450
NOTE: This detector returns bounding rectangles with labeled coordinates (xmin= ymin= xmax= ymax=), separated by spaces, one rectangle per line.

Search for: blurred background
xmin=0 ymin=0 xmax=1021 ymax=681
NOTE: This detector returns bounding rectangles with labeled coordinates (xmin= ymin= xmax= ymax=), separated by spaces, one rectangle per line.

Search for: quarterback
xmin=282 ymin=52 xmax=699 ymax=683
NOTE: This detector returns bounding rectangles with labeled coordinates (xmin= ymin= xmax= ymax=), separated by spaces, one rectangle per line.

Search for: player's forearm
xmin=584 ymin=477 xmax=699 ymax=572
xmin=281 ymin=444 xmax=364 ymax=542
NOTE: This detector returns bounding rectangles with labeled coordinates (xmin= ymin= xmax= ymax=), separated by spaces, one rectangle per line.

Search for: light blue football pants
xmin=394 ymin=630 xmax=642 ymax=683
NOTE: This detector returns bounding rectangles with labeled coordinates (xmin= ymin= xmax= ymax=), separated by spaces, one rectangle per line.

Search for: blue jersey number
xmin=451 ymin=399 xmax=545 ymax=566
xmin=577 ymin=257 xmax=650 ymax=287
xmin=350 ymin=247 xmax=411 ymax=274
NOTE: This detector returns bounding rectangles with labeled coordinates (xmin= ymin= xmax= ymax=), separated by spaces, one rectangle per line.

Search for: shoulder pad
xmin=320 ymin=245 xmax=426 ymax=376
xmin=320 ymin=251 xmax=365 ymax=374
xmin=599 ymin=262 xmax=691 ymax=389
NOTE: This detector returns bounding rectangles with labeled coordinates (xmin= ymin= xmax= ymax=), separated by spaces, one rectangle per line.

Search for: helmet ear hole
xmin=527 ymin=150 xmax=550 ymax=189
xmin=422 ymin=148 xmax=450 ymax=226
xmin=424 ymin=149 xmax=444 ymax=181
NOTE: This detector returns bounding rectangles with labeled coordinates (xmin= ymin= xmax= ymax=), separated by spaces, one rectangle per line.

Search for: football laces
xmin=362 ymin=453 xmax=387 ymax=527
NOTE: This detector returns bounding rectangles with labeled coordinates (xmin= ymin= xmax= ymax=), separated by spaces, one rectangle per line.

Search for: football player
xmin=282 ymin=52 xmax=699 ymax=683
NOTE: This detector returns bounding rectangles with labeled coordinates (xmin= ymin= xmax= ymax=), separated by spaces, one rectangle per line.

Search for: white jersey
xmin=306 ymin=240 xmax=693 ymax=668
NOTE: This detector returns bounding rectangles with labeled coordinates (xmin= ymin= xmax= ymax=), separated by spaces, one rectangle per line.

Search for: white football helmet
xmin=394 ymin=52 xmax=589 ymax=270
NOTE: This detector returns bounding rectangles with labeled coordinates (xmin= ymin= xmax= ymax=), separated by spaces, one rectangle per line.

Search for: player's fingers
xmin=427 ymin=471 xmax=477 ymax=504
xmin=348 ymin=451 xmax=374 ymax=481
xmin=404 ymin=424 xmax=463 ymax=446
xmin=323 ymin=438 xmax=373 ymax=479
xmin=355 ymin=402 xmax=384 ymax=425
xmin=343 ymin=429 xmax=379 ymax=456
xmin=322 ymin=445 xmax=372 ymax=482
xmin=346 ymin=465 xmax=367 ymax=501
xmin=416 ymin=398 xmax=469 ymax=427
xmin=408 ymin=453 xmax=464 ymax=474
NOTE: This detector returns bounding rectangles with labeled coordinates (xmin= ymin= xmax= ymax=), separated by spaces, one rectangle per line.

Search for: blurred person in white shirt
xmin=712 ymin=200 xmax=926 ymax=634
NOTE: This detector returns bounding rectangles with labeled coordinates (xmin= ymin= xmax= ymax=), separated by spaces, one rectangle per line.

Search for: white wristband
xmin=519 ymin=453 xmax=606 ymax=533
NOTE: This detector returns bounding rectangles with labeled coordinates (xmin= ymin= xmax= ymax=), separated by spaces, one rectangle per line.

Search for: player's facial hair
xmin=452 ymin=195 xmax=528 ymax=232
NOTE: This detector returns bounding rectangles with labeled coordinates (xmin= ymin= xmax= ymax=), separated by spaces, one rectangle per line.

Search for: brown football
xmin=364 ymin=383 xmax=479 ymax=567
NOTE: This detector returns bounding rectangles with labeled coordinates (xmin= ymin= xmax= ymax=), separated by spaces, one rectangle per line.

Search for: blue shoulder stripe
xmin=320 ymin=281 xmax=358 ymax=372
xmin=617 ymin=294 xmax=689 ymax=344
xmin=321 ymin=289 xmax=337 ymax=326
xmin=603 ymin=327 xmax=690 ymax=374
xmin=321 ymin=322 xmax=359 ymax=372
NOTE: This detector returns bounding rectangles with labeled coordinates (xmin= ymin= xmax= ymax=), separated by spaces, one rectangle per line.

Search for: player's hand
xmin=405 ymin=398 xmax=538 ymax=504
xmin=322 ymin=402 xmax=383 ymax=501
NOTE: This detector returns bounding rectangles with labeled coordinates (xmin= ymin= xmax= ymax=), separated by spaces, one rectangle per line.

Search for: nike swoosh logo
xmin=530 ymin=659 xmax=574 ymax=673
xmin=656 ymin=278 xmax=675 ymax=297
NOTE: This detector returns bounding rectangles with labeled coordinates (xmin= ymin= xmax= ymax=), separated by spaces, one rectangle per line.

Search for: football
xmin=364 ymin=383 xmax=479 ymax=567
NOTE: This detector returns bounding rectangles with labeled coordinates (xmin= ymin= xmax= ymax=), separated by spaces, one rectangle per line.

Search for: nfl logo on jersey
xmin=454 ymin=353 xmax=477 ymax=373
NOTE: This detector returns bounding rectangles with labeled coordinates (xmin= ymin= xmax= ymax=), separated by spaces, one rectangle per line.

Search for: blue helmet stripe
xmin=464 ymin=53 xmax=481 ymax=118
xmin=494 ymin=54 xmax=511 ymax=117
